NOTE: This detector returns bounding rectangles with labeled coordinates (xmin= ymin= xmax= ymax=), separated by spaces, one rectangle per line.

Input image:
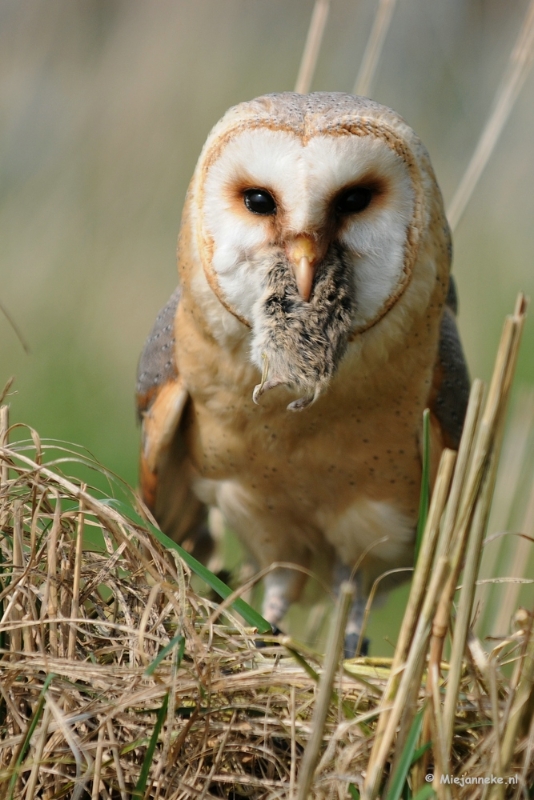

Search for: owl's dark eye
xmin=336 ymin=186 xmax=373 ymax=215
xmin=243 ymin=188 xmax=276 ymax=215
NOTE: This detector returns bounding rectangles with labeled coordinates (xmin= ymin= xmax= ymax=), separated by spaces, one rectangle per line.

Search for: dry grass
xmin=0 ymin=297 xmax=533 ymax=800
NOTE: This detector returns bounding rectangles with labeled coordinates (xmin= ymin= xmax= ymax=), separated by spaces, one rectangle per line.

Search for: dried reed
xmin=352 ymin=0 xmax=398 ymax=97
xmin=446 ymin=0 xmax=534 ymax=232
xmin=294 ymin=0 xmax=331 ymax=94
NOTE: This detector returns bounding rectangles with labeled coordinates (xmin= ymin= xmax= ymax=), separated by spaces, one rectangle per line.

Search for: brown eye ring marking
xmin=243 ymin=188 xmax=277 ymax=215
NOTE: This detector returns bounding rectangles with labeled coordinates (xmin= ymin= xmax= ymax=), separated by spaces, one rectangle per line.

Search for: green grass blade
xmin=412 ymin=786 xmax=436 ymax=800
xmin=7 ymin=673 xmax=55 ymax=800
xmin=414 ymin=408 xmax=431 ymax=564
xmin=385 ymin=707 xmax=424 ymax=800
xmin=284 ymin=643 xmax=358 ymax=723
xmin=348 ymin=784 xmax=361 ymax=799
xmin=284 ymin=643 xmax=320 ymax=682
xmin=144 ymin=633 xmax=185 ymax=676
xmin=133 ymin=692 xmax=169 ymax=798
xmin=411 ymin=740 xmax=432 ymax=764
xmin=100 ymin=498 xmax=272 ymax=634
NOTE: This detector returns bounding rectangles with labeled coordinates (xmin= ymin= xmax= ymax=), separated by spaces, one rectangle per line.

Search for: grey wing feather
xmin=433 ymin=276 xmax=470 ymax=449
xmin=135 ymin=287 xmax=213 ymax=561
xmin=136 ymin=286 xmax=181 ymax=416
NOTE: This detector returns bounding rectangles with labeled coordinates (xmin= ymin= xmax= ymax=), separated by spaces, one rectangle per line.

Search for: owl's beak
xmin=286 ymin=236 xmax=317 ymax=302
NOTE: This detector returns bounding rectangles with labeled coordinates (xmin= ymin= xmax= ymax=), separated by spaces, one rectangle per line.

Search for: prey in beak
xmin=251 ymin=243 xmax=355 ymax=411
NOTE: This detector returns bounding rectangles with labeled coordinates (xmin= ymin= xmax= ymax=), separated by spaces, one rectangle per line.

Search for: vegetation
xmin=0 ymin=297 xmax=532 ymax=799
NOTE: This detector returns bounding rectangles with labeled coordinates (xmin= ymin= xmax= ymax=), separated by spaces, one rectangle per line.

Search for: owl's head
xmin=185 ymin=93 xmax=450 ymax=409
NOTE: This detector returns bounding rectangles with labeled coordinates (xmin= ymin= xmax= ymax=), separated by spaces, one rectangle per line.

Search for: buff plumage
xmin=137 ymin=93 xmax=469 ymax=654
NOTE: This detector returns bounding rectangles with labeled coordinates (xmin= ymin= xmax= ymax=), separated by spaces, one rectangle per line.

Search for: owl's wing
xmin=136 ymin=288 xmax=209 ymax=553
xmin=429 ymin=276 xmax=471 ymax=449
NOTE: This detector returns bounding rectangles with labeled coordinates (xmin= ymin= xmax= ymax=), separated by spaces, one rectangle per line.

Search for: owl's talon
xmin=343 ymin=632 xmax=370 ymax=659
xmin=255 ymin=623 xmax=284 ymax=649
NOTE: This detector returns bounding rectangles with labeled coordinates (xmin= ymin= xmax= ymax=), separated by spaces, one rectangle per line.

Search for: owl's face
xmin=188 ymin=94 xmax=447 ymax=408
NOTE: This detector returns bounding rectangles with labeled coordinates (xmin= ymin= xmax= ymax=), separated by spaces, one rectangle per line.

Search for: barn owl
xmin=136 ymin=93 xmax=469 ymax=655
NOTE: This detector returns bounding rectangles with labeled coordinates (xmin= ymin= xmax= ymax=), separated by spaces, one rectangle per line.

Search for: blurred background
xmin=1 ymin=0 xmax=533 ymax=653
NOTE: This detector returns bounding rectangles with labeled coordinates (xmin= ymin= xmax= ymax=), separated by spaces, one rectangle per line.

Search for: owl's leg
xmin=261 ymin=565 xmax=308 ymax=631
xmin=333 ymin=562 xmax=370 ymax=658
